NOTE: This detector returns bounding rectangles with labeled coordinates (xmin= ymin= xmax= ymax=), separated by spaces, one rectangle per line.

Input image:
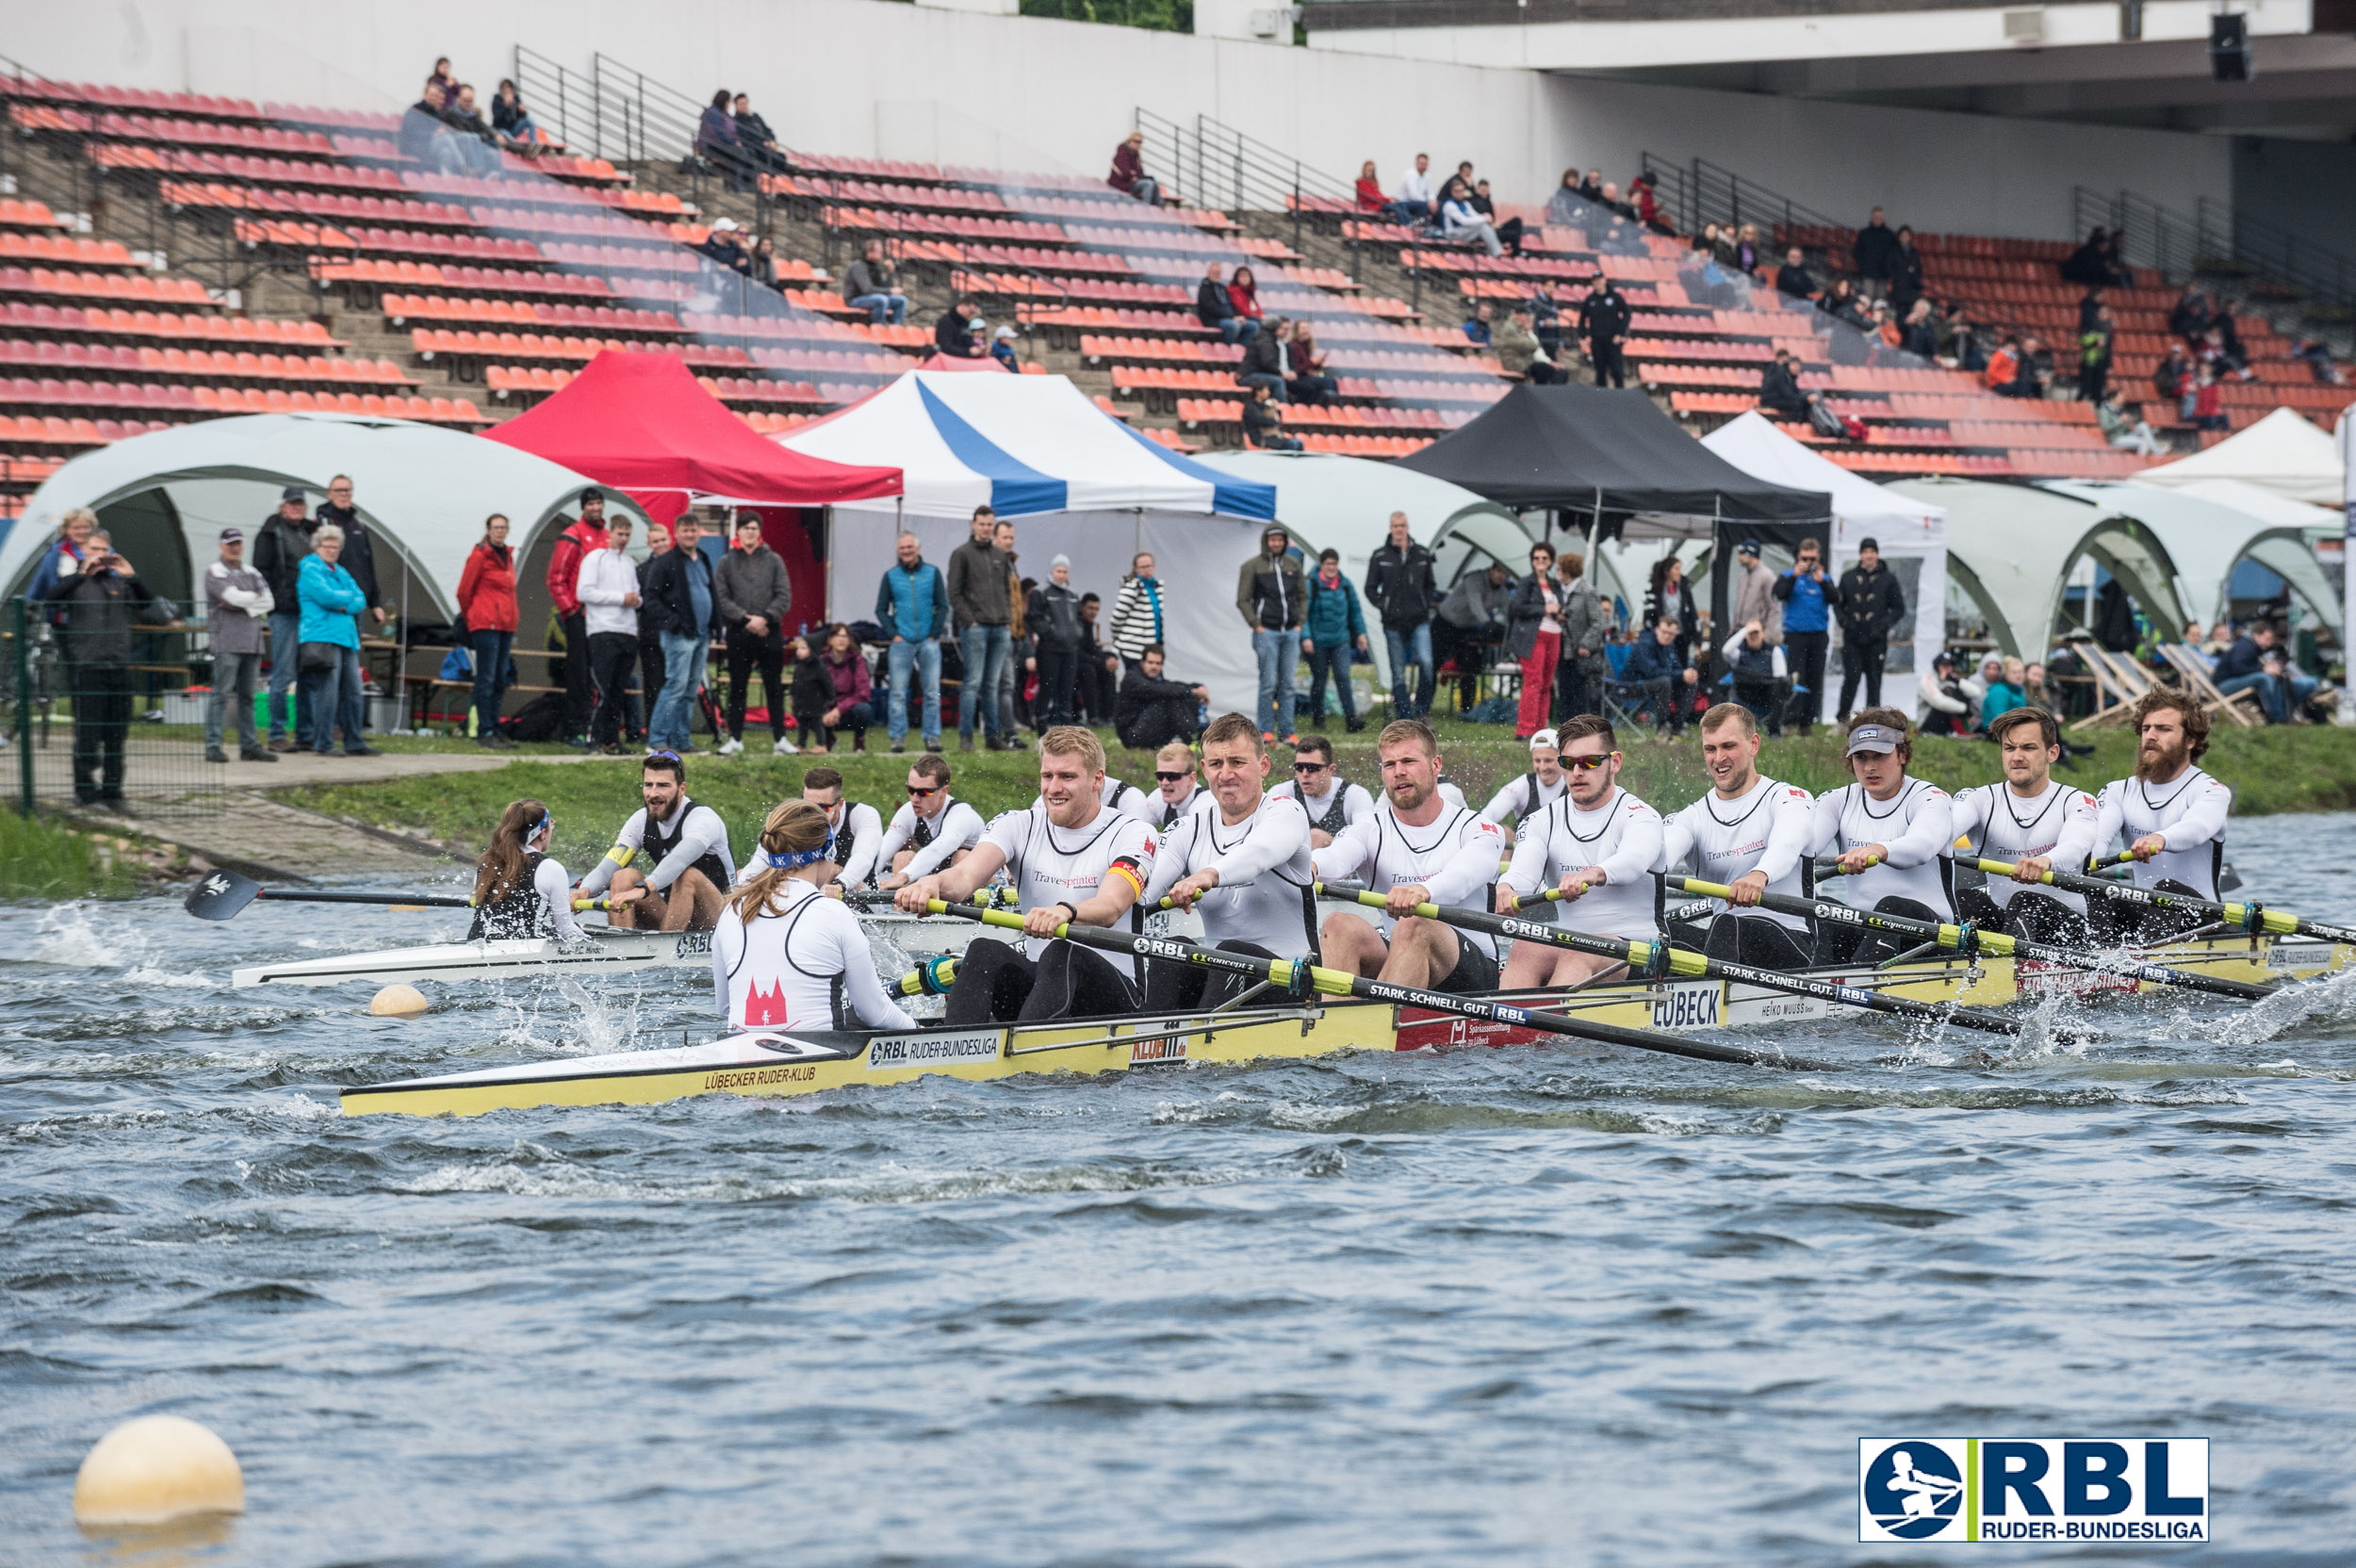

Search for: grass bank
xmin=272 ymin=719 xmax=2356 ymax=870
xmin=0 ymin=810 xmax=144 ymax=901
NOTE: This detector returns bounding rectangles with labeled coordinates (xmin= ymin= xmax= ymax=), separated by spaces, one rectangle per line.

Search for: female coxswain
xmin=467 ymin=799 xmax=585 ymax=941
xmin=714 ymin=800 xmax=917 ymax=1033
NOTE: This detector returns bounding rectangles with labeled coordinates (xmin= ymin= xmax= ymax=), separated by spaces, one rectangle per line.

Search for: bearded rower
xmin=1661 ymin=702 xmax=1816 ymax=970
xmin=714 ymin=800 xmax=915 ymax=1032
xmin=2090 ymin=689 xmax=2233 ymax=941
xmin=1478 ymin=728 xmax=1568 ymax=833
xmin=1268 ymin=734 xmax=1374 ymax=848
xmin=1806 ymin=710 xmax=1955 ymax=965
xmin=896 ymin=726 xmax=1158 ymax=1024
xmin=1312 ymin=718 xmax=1508 ymax=993
xmin=467 ymin=797 xmax=585 ymax=941
xmin=876 ymin=754 xmax=987 ymax=890
xmin=576 ymin=751 xmax=735 ymax=931
xmin=1142 ymin=741 xmax=1213 ymax=831
xmin=799 ymin=766 xmax=883 ymax=891
xmin=1138 ymin=713 xmax=1316 ymax=1009
xmin=1497 ymin=715 xmax=1662 ymax=989
xmin=1951 ymin=706 xmax=2100 ymax=944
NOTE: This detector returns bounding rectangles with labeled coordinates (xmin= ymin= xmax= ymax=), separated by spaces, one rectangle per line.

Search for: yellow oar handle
xmin=927 ymin=897 xmax=1352 ymax=1000
xmin=1971 ymin=856 xmax=2053 ymax=886
xmin=569 ymin=896 xmax=610 ymax=911
xmin=1814 ymin=854 xmax=1883 ymax=877
xmin=1667 ymin=875 xmax=2018 ymax=958
xmin=1347 ymin=887 xmax=1692 ymax=979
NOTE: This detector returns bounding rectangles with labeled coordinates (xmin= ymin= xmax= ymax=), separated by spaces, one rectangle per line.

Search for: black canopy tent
xmin=1395 ymin=385 xmax=1833 ymax=666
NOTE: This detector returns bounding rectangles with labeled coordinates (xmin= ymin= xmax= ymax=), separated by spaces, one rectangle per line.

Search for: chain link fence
xmin=6 ymin=595 xmax=227 ymax=818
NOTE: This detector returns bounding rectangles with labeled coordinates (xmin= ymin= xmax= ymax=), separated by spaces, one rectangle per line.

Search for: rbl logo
xmin=1858 ymin=1438 xmax=2208 ymax=1544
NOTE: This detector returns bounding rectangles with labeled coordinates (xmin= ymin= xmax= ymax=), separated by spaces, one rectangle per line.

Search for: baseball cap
xmin=1529 ymin=728 xmax=1559 ymax=750
xmin=711 ymin=217 xmax=739 ymax=233
xmin=280 ymin=485 xmax=306 ymax=502
xmin=219 ymin=526 xmax=244 ymax=543
xmin=1845 ymin=725 xmax=1901 ymax=757
xmin=1736 ymin=538 xmax=1761 ymax=558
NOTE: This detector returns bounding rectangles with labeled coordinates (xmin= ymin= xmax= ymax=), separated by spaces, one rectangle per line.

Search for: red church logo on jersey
xmin=744 ymin=978 xmax=793 ymax=1027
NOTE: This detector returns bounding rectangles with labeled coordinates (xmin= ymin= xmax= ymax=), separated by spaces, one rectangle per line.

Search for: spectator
xmin=2294 ymin=336 xmax=2348 ymax=385
xmin=1507 ymin=541 xmax=1563 ymax=740
xmin=253 ymin=485 xmax=316 ymax=751
xmin=1918 ymin=649 xmax=1969 ymax=735
xmin=1897 ymin=299 xmax=1938 ymax=359
xmin=875 ymin=531 xmax=948 ymax=753
xmin=1545 ymin=168 xmax=1586 ymax=230
xmin=43 ymin=530 xmax=170 ymax=807
xmin=1116 ymin=644 xmax=1208 ymax=753
xmin=296 ymin=523 xmax=375 ymax=759
xmin=1108 ymin=131 xmax=1160 ymax=206
xmin=1393 ymin=154 xmax=1435 ymax=226
xmin=1773 ymin=535 xmax=1835 ymax=733
xmin=1302 ymin=547 xmax=1369 ymax=731
xmin=1723 ymin=619 xmax=1789 ymax=736
xmin=1629 ymin=172 xmax=1673 ymax=234
xmin=1028 ymin=555 xmax=1085 ymax=727
xmin=427 ymin=57 xmax=458 ymax=100
xmin=1227 ymin=264 xmax=1265 ymax=334
xmin=993 ymin=518 xmax=1026 ymax=738
xmin=1365 ymin=511 xmax=1438 ymax=720
xmin=445 ymin=85 xmax=510 ymax=164
xmin=747 ymin=237 xmax=780 ymax=290
xmin=697 ymin=217 xmax=751 ymax=275
xmin=1354 ymin=160 xmax=1395 ymax=222
xmin=1622 ymin=615 xmax=1696 ymax=734
xmin=1730 ymin=538 xmax=1780 ymax=644
xmin=545 ymin=488 xmax=609 ymax=745
xmin=933 ymin=298 xmax=983 ymax=359
xmin=712 ymin=512 xmax=793 ymax=758
xmin=1732 ymin=221 xmax=1765 ymax=278
xmin=1887 ymin=225 xmax=1924 ymax=318
xmin=698 ymin=90 xmax=754 ymax=189
xmin=1976 ymin=656 xmax=2026 ymax=731
xmin=1075 ymin=592 xmax=1118 ymax=725
xmin=2060 ymin=227 xmax=2112 ymax=286
xmin=490 ymin=79 xmax=541 ymax=151
xmin=2078 ymin=305 xmax=2116 ymax=403
xmin=731 ymin=92 xmax=786 ymax=173
xmin=1578 ymin=276 xmax=1632 ymax=388
xmin=1236 ymin=314 xmax=1288 ymax=402
xmin=1852 ymin=206 xmax=1898 ymax=296
xmin=576 ymin=514 xmax=644 ymax=754
xmin=1196 ymin=261 xmax=1256 ymax=345
xmin=1491 ymin=305 xmax=1562 ymax=384
xmin=1236 ymin=524 xmax=1306 ymax=742
xmin=456 ymin=513 xmax=519 ymax=749
xmin=1440 ymin=181 xmax=1501 ymax=256
xmin=402 ymin=79 xmax=491 ymax=176
xmin=1820 ymin=277 xmax=1872 ymax=338
xmin=201 ymin=527 xmax=273 ymax=765
xmin=2214 ymin=622 xmax=2317 ymax=724
xmin=641 ymin=514 xmax=713 ymax=754
xmin=794 ymin=623 xmax=874 ymax=754
xmin=1108 ymin=551 xmax=1165 ymax=675
xmin=1460 ymin=311 xmax=1492 ymax=348
xmin=990 ymin=325 xmax=1021 ymax=373
xmin=2189 ymin=366 xmax=2228 ymax=431
xmin=312 ymin=474 xmax=384 ymax=633
xmin=1554 ymin=550 xmax=1611 ymax=724
xmin=2096 ymin=393 xmax=2161 ymax=456
xmin=1834 ymin=536 xmax=1906 ymax=718
xmin=1759 ymin=346 xmax=1817 ymax=423
xmin=1243 ymin=383 xmax=1301 ymax=450
xmin=632 ymin=521 xmax=672 ymax=744
xmin=1528 ymin=284 xmax=1565 ymax=356
xmin=2021 ymin=661 xmax=2056 ymax=712
xmin=1284 ymin=320 xmax=1336 ymax=403
xmin=1470 ymin=179 xmax=1525 ymax=256
xmin=2168 ymin=285 xmax=2214 ymax=343
xmin=948 ymin=505 xmax=1017 ymax=752
xmin=1774 ymin=246 xmax=1819 ymax=302
xmin=1645 ymin=554 xmax=1697 ymax=669
xmin=25 ymin=505 xmax=94 ymax=608
xmin=843 ymin=240 xmax=907 ymax=325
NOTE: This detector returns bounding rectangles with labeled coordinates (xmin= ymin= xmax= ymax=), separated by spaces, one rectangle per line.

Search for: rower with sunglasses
xmin=1144 ymin=741 xmax=1212 ymax=831
xmin=467 ymin=797 xmax=585 ymax=941
xmin=1477 ymin=728 xmax=1568 ymax=833
xmin=1497 ymin=715 xmax=1662 ymax=989
xmin=576 ymin=751 xmax=736 ymax=932
xmin=1268 ymin=734 xmax=1374 ymax=849
xmin=875 ymin=753 xmax=988 ymax=890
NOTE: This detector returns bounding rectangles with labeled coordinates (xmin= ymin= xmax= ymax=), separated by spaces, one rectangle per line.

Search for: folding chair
xmin=2156 ymin=644 xmax=2263 ymax=727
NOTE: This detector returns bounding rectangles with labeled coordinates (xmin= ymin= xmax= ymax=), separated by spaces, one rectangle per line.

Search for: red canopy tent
xmin=483 ymin=350 xmax=902 ymax=628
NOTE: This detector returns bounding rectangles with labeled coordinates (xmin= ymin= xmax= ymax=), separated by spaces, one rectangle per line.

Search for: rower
xmin=1138 ymin=713 xmax=1315 ymax=1009
xmin=1951 ymin=706 xmax=2100 ymax=945
xmin=1806 ymin=709 xmax=1955 ymax=965
xmin=1144 ymin=741 xmax=1211 ymax=831
xmin=714 ymin=800 xmax=916 ymax=1033
xmin=1661 ymin=702 xmax=1816 ymax=969
xmin=1035 ymin=765 xmax=1159 ymax=825
xmin=1312 ymin=718 xmax=1508 ymax=992
xmin=799 ymin=765 xmax=883 ymax=892
xmin=1478 ymin=727 xmax=1568 ymax=833
xmin=577 ymin=751 xmax=735 ymax=931
xmin=2090 ymin=689 xmax=2233 ymax=941
xmin=875 ymin=753 xmax=987 ymax=890
xmin=894 ymin=725 xmax=1158 ymax=1024
xmin=1497 ymin=715 xmax=1663 ymax=989
xmin=466 ymin=797 xmax=583 ymax=941
xmin=1268 ymin=734 xmax=1374 ymax=848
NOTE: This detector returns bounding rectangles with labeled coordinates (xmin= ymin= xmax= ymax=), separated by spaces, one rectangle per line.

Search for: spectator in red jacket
xmin=1227 ymin=265 xmax=1263 ymax=326
xmin=544 ymin=488 xmax=610 ymax=745
xmin=457 ymin=513 xmax=519 ymax=748
xmin=1108 ymin=132 xmax=1160 ymax=207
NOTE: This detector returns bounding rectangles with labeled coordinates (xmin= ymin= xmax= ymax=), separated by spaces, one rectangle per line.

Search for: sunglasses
xmin=644 ymin=749 xmax=680 ymax=764
xmin=1563 ymin=752 xmax=1614 ymax=772
xmin=1153 ymin=771 xmax=1191 ymax=783
xmin=907 ymin=782 xmax=942 ymax=796
xmin=1293 ymin=760 xmax=1331 ymax=774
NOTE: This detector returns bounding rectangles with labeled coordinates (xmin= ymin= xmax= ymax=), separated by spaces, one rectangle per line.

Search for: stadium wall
xmin=17 ymin=0 xmax=2228 ymax=242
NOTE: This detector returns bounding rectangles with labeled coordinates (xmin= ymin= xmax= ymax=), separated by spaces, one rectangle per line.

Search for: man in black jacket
xmin=1774 ymin=246 xmax=1818 ymax=302
xmin=1115 ymin=644 xmax=1208 ymax=753
xmin=1852 ymin=206 xmax=1898 ymax=297
xmin=1834 ymin=538 xmax=1906 ymax=719
xmin=1759 ymin=349 xmax=1812 ymax=420
xmin=1197 ymin=262 xmax=1256 ymax=345
xmin=1364 ymin=510 xmax=1438 ymax=719
xmin=1578 ymin=280 xmax=1631 ymax=388
xmin=313 ymin=475 xmax=385 ymax=631
xmin=946 ymin=505 xmax=1016 ymax=750
xmin=1236 ymin=320 xmax=1287 ymax=401
xmin=44 ymin=531 xmax=170 ymax=808
xmin=252 ymin=485 xmax=316 ymax=750
xmin=1887 ymin=226 xmax=1925 ymax=320
xmin=639 ymin=515 xmax=714 ymax=753
xmin=934 ymin=299 xmax=983 ymax=359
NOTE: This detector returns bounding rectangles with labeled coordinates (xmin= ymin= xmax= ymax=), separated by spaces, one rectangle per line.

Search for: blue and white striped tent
xmin=784 ymin=371 xmax=1281 ymax=720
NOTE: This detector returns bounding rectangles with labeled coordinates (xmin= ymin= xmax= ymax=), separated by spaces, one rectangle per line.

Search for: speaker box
xmin=2210 ymin=13 xmax=2253 ymax=82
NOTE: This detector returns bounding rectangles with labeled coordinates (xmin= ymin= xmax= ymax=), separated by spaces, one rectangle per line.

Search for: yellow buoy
xmin=73 ymin=1415 xmax=244 ymax=1527
xmin=368 ymin=983 xmax=429 ymax=1018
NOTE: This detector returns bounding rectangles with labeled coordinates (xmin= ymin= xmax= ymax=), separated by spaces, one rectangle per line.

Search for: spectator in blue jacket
xmin=1771 ymin=536 xmax=1838 ymax=733
xmin=1301 ymin=547 xmax=1370 ymax=731
xmin=1621 ymin=615 xmax=1697 ymax=734
xmin=875 ymin=531 xmax=949 ymax=754
xmin=297 ymin=524 xmax=376 ymax=757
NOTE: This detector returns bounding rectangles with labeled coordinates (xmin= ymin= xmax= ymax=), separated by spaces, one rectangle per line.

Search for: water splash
xmin=2214 ymin=964 xmax=2356 ymax=1047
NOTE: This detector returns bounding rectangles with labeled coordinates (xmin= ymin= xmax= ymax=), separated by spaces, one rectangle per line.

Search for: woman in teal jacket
xmin=298 ymin=525 xmax=377 ymax=756
xmin=1301 ymin=547 xmax=1369 ymax=731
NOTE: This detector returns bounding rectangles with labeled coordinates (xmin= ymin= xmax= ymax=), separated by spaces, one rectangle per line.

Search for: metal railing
xmin=1136 ymin=107 xmax=1357 ymax=257
xmin=2076 ymin=186 xmax=2356 ymax=329
xmin=1639 ymin=153 xmax=1845 ymax=251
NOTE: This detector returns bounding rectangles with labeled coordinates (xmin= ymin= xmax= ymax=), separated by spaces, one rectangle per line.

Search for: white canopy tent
xmin=2128 ymin=406 xmax=2348 ymax=507
xmin=2044 ymin=480 xmax=2344 ymax=635
xmin=1702 ymin=413 xmax=1948 ymax=719
xmin=777 ymin=372 xmax=1277 ymax=717
xmin=0 ymin=413 xmax=637 ymax=618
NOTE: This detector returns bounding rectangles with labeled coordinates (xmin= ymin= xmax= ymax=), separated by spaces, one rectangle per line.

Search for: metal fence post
xmin=14 ymin=597 xmax=32 ymax=816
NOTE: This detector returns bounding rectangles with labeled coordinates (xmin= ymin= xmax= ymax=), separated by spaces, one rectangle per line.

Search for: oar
xmin=183 ymin=868 xmax=609 ymax=922
xmin=894 ymin=955 xmax=960 ymax=997
xmin=1319 ymin=881 xmax=2036 ymax=1039
xmin=847 ymin=885 xmax=1018 ymax=910
xmin=1960 ymin=857 xmax=2356 ymax=947
xmin=922 ymin=900 xmax=1839 ymax=1071
xmin=1663 ymin=875 xmax=2272 ymax=1001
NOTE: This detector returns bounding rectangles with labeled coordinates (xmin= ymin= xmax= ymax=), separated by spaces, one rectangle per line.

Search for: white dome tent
xmin=2127 ymin=406 xmax=2348 ymax=507
xmin=2041 ymin=481 xmax=2343 ymax=638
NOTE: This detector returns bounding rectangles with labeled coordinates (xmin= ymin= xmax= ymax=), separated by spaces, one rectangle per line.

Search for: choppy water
xmin=7 ymin=815 xmax=2356 ymax=1565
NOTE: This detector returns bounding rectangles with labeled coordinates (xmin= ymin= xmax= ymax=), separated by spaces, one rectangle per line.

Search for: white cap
xmin=1529 ymin=728 xmax=1559 ymax=750
xmin=711 ymin=217 xmax=739 ymax=233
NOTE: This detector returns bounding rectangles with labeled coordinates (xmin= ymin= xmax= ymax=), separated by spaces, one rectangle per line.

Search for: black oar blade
xmin=184 ymin=868 xmax=265 ymax=922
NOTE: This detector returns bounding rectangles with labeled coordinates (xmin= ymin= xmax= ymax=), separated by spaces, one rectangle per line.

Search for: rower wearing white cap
xmin=2089 ymin=687 xmax=2233 ymax=941
xmin=1478 ymin=728 xmax=1569 ymax=834
xmin=1951 ymin=706 xmax=2100 ymax=945
xmin=1806 ymin=708 xmax=1955 ymax=964
xmin=1661 ymin=702 xmax=1816 ymax=970
xmin=1498 ymin=715 xmax=1663 ymax=988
